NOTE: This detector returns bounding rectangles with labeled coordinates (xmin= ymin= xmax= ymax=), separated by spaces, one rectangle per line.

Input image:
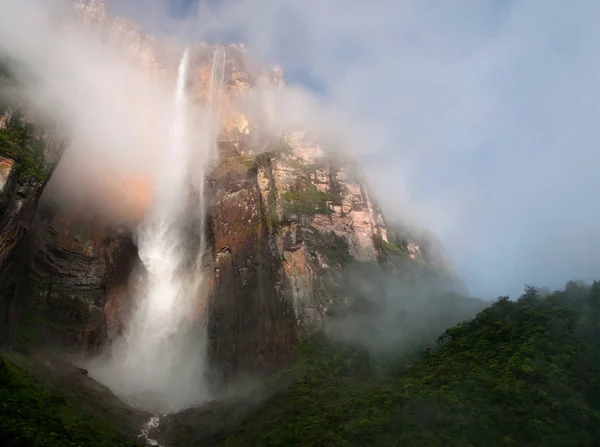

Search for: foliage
xmin=221 ymin=281 xmax=600 ymax=447
xmin=0 ymin=353 xmax=138 ymax=447
xmin=226 ymin=154 xmax=255 ymax=170
xmin=0 ymin=116 xmax=48 ymax=183
xmin=215 ymin=155 xmax=255 ymax=180
xmin=266 ymin=189 xmax=279 ymax=227
xmin=260 ymin=141 xmax=294 ymax=158
xmin=373 ymin=233 xmax=407 ymax=257
xmin=319 ymin=244 xmax=353 ymax=267
xmin=282 ymin=189 xmax=334 ymax=216
xmin=307 ymin=231 xmax=354 ymax=267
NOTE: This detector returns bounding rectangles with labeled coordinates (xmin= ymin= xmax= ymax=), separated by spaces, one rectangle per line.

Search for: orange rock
xmin=0 ymin=156 xmax=15 ymax=193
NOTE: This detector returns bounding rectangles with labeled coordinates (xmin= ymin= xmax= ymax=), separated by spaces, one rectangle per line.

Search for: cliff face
xmin=203 ymin=124 xmax=450 ymax=378
xmin=24 ymin=208 xmax=138 ymax=350
xmin=0 ymin=109 xmax=60 ymax=271
xmin=0 ymin=155 xmax=37 ymax=272
xmin=0 ymin=109 xmax=65 ymax=345
xmin=0 ymin=0 xmax=455 ymax=382
xmin=205 ymin=137 xmax=381 ymax=377
xmin=0 ymin=66 xmax=136 ymax=352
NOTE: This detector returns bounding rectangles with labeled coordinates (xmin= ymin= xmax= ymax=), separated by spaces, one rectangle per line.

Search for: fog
xmin=4 ymin=0 xmax=593 ymax=299
xmin=323 ymin=260 xmax=485 ymax=356
xmin=0 ymin=0 xmax=183 ymax=224
xmin=107 ymin=0 xmax=600 ymax=300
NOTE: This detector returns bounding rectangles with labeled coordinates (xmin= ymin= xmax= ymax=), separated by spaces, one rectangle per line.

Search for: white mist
xmin=88 ymin=50 xmax=212 ymax=414
xmin=193 ymin=46 xmax=226 ymax=271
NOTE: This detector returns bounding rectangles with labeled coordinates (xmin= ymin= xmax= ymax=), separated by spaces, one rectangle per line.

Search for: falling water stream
xmin=85 ymin=47 xmax=228 ymax=446
xmin=194 ymin=46 xmax=226 ymax=272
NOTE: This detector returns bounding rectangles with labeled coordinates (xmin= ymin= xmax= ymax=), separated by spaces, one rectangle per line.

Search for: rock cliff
xmin=0 ymin=0 xmax=457 ymax=385
xmin=0 ymin=103 xmax=66 ymax=340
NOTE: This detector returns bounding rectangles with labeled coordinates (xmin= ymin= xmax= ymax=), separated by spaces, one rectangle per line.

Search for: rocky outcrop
xmin=204 ymin=131 xmax=444 ymax=379
xmin=0 ymin=156 xmax=37 ymax=271
xmin=0 ymin=136 xmax=54 ymax=273
xmin=75 ymin=0 xmax=162 ymax=73
xmin=0 ymin=200 xmax=139 ymax=352
xmin=0 ymin=103 xmax=135 ymax=353
xmin=24 ymin=206 xmax=138 ymax=351
xmin=0 ymin=108 xmax=12 ymax=130
xmin=0 ymin=185 xmax=140 ymax=354
xmin=206 ymin=151 xmax=298 ymax=381
xmin=0 ymin=112 xmax=65 ymax=345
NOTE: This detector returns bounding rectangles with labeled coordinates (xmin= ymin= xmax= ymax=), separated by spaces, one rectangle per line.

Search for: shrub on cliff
xmin=282 ymin=189 xmax=334 ymax=216
xmin=0 ymin=116 xmax=47 ymax=183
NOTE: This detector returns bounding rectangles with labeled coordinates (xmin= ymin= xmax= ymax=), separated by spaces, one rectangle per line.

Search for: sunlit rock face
xmin=0 ymin=109 xmax=12 ymax=130
xmin=203 ymin=130 xmax=440 ymax=379
xmin=0 ymin=156 xmax=14 ymax=194
xmin=188 ymin=44 xmax=284 ymax=157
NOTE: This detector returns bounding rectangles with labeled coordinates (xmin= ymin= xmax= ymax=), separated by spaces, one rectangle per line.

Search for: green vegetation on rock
xmin=282 ymin=189 xmax=334 ymax=216
xmin=0 ymin=353 xmax=138 ymax=447
xmin=264 ymin=184 xmax=280 ymax=231
xmin=315 ymin=232 xmax=353 ymax=266
xmin=257 ymin=138 xmax=295 ymax=161
xmin=220 ymin=281 xmax=600 ymax=447
xmin=215 ymin=155 xmax=255 ymax=178
xmin=0 ymin=116 xmax=48 ymax=183
xmin=373 ymin=233 xmax=408 ymax=257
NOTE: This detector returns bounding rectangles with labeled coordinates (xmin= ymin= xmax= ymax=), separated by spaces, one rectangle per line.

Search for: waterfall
xmin=138 ymin=416 xmax=163 ymax=447
xmin=87 ymin=47 xmax=228 ymax=416
xmin=193 ymin=46 xmax=226 ymax=279
xmin=204 ymin=47 xmax=226 ymax=160
xmin=134 ymin=50 xmax=191 ymax=339
xmin=88 ymin=49 xmax=212 ymax=414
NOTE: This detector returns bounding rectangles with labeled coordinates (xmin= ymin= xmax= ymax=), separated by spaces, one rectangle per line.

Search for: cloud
xmin=0 ymin=0 xmax=186 ymax=223
xmin=4 ymin=0 xmax=600 ymax=301
xmin=107 ymin=0 xmax=600 ymax=299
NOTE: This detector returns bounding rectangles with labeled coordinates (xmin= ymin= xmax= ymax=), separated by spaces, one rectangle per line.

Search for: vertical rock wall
xmin=204 ymin=132 xmax=432 ymax=379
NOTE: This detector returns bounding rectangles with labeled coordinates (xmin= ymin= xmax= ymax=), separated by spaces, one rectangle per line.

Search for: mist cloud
xmin=2 ymin=0 xmax=599 ymax=300
xmin=0 ymin=0 xmax=184 ymax=223
xmin=104 ymin=0 xmax=600 ymax=299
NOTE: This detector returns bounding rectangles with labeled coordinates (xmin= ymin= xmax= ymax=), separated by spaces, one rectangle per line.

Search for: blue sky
xmin=107 ymin=0 xmax=600 ymax=300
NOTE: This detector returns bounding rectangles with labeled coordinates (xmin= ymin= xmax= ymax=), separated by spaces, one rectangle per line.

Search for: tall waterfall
xmin=194 ymin=46 xmax=226 ymax=277
xmin=88 ymin=49 xmax=216 ymax=413
xmin=206 ymin=46 xmax=226 ymax=152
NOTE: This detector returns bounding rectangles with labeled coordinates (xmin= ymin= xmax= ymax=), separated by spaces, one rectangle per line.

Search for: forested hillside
xmin=217 ymin=281 xmax=600 ymax=447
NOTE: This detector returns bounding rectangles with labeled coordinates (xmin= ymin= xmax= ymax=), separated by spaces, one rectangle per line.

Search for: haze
xmin=109 ymin=0 xmax=599 ymax=299
xmin=4 ymin=0 xmax=600 ymax=300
